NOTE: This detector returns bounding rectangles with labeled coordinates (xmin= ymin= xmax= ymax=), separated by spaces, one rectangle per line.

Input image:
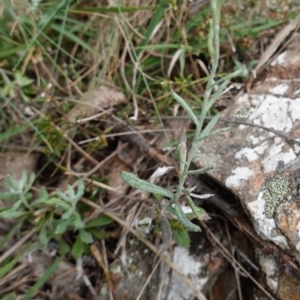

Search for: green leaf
xmin=185 ymin=195 xmax=207 ymax=222
xmin=136 ymin=0 xmax=168 ymax=55
xmin=207 ymin=80 xmax=230 ymax=109
xmin=5 ymin=175 xmax=20 ymax=191
xmin=79 ymin=229 xmax=93 ymax=244
xmin=26 ymin=172 xmax=36 ymax=191
xmin=56 ymin=188 xmax=70 ymax=202
xmin=61 ymin=208 xmax=74 ymax=220
xmin=45 ymin=197 xmax=72 ymax=210
xmin=66 ymin=184 xmax=76 ymax=202
xmin=85 ymin=215 xmax=113 ymax=228
xmin=120 ymin=171 xmax=174 ymax=199
xmin=51 ymin=23 xmax=100 ymax=57
xmin=31 ymin=187 xmax=50 ymax=206
xmin=0 ymin=216 xmax=26 ymax=250
xmin=0 ymin=191 xmax=19 ymax=201
xmin=171 ymin=90 xmax=198 ymax=125
xmin=187 ymin=166 xmax=213 ymax=175
xmin=20 ymin=171 xmax=28 ymax=189
xmin=0 ymin=209 xmax=27 ymax=219
xmin=76 ymin=179 xmax=85 ymax=201
xmin=58 ymin=240 xmax=70 ymax=255
xmin=72 ymin=236 xmax=84 ymax=259
xmin=171 ymin=225 xmax=191 ymax=248
xmin=173 ymin=202 xmax=201 ymax=232
xmin=73 ymin=214 xmax=85 ymax=229
xmin=1 ymin=83 xmax=13 ymax=97
xmin=198 ymin=113 xmax=219 ymax=139
xmin=87 ymin=229 xmax=109 ymax=240
xmin=14 ymin=72 xmax=34 ymax=87
xmin=69 ymin=6 xmax=154 ymax=14
xmin=1 ymin=292 xmax=17 ymax=300
xmin=0 ymin=256 xmax=20 ymax=278
xmin=55 ymin=219 xmax=70 ymax=234
xmin=39 ymin=223 xmax=49 ymax=247
xmin=196 ymin=127 xmax=230 ymax=142
xmin=0 ymin=45 xmax=27 ymax=59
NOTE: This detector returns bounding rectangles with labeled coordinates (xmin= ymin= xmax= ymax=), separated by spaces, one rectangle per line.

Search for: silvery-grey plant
xmin=121 ymin=0 xmax=248 ymax=234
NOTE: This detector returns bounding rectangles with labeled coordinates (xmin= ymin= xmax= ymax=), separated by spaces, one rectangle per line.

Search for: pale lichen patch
xmin=163 ymin=246 xmax=208 ymax=299
xmin=235 ymin=142 xmax=268 ymax=162
xmin=297 ymin=222 xmax=300 ymax=242
xmin=248 ymin=135 xmax=265 ymax=145
xmin=262 ymin=141 xmax=296 ymax=173
xmin=260 ymin=137 xmax=296 ymax=173
xmin=225 ymin=167 xmax=253 ymax=188
xmin=247 ymin=192 xmax=289 ymax=249
xmin=296 ymin=241 xmax=300 ymax=252
xmin=258 ymin=251 xmax=279 ymax=293
xmin=249 ymin=95 xmax=292 ymax=132
xmin=271 ymin=52 xmax=287 ymax=66
xmin=269 ymin=84 xmax=289 ymax=96
xmin=235 ymin=147 xmax=259 ymax=161
xmin=288 ymin=98 xmax=300 ymax=122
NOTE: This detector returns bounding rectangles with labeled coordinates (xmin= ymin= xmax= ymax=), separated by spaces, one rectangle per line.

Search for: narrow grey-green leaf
xmin=120 ymin=171 xmax=174 ymax=199
xmin=196 ymin=127 xmax=230 ymax=143
xmin=186 ymin=195 xmax=206 ymax=223
xmin=208 ymin=79 xmax=230 ymax=109
xmin=199 ymin=113 xmax=219 ymax=139
xmin=0 ymin=210 xmax=27 ymax=219
xmin=173 ymin=202 xmax=200 ymax=232
xmin=171 ymin=90 xmax=198 ymax=125
xmin=187 ymin=166 xmax=213 ymax=175
xmin=55 ymin=219 xmax=70 ymax=234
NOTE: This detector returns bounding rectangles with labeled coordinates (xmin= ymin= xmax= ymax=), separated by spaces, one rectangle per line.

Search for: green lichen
xmin=262 ymin=174 xmax=289 ymax=218
xmin=233 ymin=105 xmax=253 ymax=119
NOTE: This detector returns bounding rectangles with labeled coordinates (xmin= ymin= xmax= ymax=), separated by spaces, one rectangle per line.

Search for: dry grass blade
xmin=246 ymin=14 xmax=300 ymax=91
xmin=0 ymin=227 xmax=36 ymax=264
xmin=199 ymin=220 xmax=277 ymax=300
xmin=136 ymin=257 xmax=162 ymax=300
xmin=90 ymin=244 xmax=114 ymax=297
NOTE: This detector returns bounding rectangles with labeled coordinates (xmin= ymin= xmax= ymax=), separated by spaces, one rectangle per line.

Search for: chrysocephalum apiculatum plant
xmin=121 ymin=0 xmax=249 ymax=241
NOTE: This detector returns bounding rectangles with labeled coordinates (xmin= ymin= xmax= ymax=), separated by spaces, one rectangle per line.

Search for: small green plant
xmin=121 ymin=0 xmax=248 ymax=245
xmin=0 ymin=171 xmax=37 ymax=218
xmin=0 ymin=71 xmax=34 ymax=101
xmin=0 ymin=171 xmax=112 ymax=258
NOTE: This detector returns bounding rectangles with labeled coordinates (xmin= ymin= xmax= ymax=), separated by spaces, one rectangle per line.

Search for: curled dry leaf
xmin=190 ymin=192 xmax=214 ymax=199
xmin=107 ymin=158 xmax=131 ymax=203
xmin=67 ymin=85 xmax=128 ymax=124
xmin=150 ymin=166 xmax=175 ymax=183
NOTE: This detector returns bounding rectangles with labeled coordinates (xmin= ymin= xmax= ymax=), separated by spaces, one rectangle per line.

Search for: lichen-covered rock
xmin=193 ymin=40 xmax=300 ymax=298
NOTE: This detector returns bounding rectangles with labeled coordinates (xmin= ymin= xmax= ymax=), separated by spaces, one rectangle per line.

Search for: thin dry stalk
xmin=0 ymin=227 xmax=36 ymax=264
xmin=199 ymin=220 xmax=276 ymax=300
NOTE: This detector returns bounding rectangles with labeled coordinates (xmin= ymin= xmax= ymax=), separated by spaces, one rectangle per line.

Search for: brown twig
xmin=142 ymin=115 xmax=300 ymax=146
